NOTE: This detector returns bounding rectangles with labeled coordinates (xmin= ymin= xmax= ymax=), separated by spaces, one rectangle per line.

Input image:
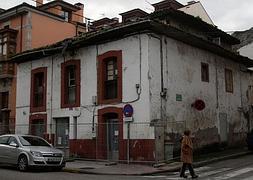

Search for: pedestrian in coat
xmin=180 ymin=129 xmax=198 ymax=179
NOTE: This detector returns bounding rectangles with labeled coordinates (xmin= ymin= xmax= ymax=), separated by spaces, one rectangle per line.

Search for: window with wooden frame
xmin=29 ymin=114 xmax=47 ymax=138
xmin=201 ymin=62 xmax=209 ymax=82
xmin=0 ymin=27 xmax=17 ymax=60
xmin=98 ymin=50 xmax=122 ymax=104
xmin=1 ymin=92 xmax=8 ymax=109
xmin=61 ymin=60 xmax=80 ymax=108
xmin=30 ymin=67 xmax=47 ymax=112
xmin=225 ymin=68 xmax=233 ymax=93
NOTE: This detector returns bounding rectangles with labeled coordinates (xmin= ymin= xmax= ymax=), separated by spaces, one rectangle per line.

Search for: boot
xmin=192 ymin=174 xmax=198 ymax=179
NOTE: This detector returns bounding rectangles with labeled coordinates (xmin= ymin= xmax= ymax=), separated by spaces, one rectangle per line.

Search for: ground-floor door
xmin=55 ymin=118 xmax=69 ymax=156
xmin=106 ymin=119 xmax=119 ymax=161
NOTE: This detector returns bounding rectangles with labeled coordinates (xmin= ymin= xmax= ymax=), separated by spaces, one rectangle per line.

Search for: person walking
xmin=180 ymin=129 xmax=198 ymax=179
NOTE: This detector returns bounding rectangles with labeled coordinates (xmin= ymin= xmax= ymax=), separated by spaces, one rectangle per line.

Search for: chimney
xmin=152 ymin=0 xmax=184 ymax=11
xmin=36 ymin=0 xmax=43 ymax=7
xmin=73 ymin=3 xmax=84 ymax=23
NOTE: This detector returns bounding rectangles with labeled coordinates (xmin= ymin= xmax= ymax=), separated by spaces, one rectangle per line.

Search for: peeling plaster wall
xmin=16 ymin=32 xmax=253 ymax=157
xmin=16 ymin=34 xmax=154 ymax=140
xmin=148 ymin=35 xmax=253 ymax=149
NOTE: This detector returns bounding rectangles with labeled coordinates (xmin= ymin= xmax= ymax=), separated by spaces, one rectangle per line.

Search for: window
xmin=105 ymin=57 xmax=118 ymax=99
xmin=0 ymin=27 xmax=17 ymax=60
xmin=225 ymin=68 xmax=233 ymax=93
xmin=30 ymin=67 xmax=47 ymax=112
xmin=30 ymin=119 xmax=45 ymax=137
xmin=61 ymin=60 xmax=80 ymax=108
xmin=60 ymin=10 xmax=71 ymax=22
xmin=1 ymin=92 xmax=8 ymax=109
xmin=29 ymin=114 xmax=47 ymax=138
xmin=0 ymin=136 xmax=9 ymax=144
xmin=7 ymin=136 xmax=18 ymax=145
xmin=34 ymin=72 xmax=44 ymax=107
xmin=97 ymin=51 xmax=122 ymax=104
xmin=201 ymin=62 xmax=209 ymax=82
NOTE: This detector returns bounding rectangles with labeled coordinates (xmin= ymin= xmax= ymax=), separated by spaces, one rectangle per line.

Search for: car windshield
xmin=19 ymin=136 xmax=50 ymax=147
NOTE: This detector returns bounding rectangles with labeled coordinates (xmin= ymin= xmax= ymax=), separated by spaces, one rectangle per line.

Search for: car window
xmin=7 ymin=137 xmax=18 ymax=145
xmin=0 ymin=136 xmax=10 ymax=145
xmin=19 ymin=136 xmax=50 ymax=147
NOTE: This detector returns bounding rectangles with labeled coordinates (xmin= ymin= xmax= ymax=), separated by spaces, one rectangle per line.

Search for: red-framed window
xmin=225 ymin=68 xmax=233 ymax=93
xmin=201 ymin=62 xmax=209 ymax=82
xmin=1 ymin=91 xmax=8 ymax=109
xmin=97 ymin=50 xmax=122 ymax=105
xmin=30 ymin=67 xmax=47 ymax=113
xmin=61 ymin=60 xmax=80 ymax=108
xmin=29 ymin=114 xmax=47 ymax=138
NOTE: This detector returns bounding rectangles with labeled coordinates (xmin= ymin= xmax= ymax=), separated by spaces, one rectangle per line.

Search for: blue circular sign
xmin=123 ymin=104 xmax=134 ymax=117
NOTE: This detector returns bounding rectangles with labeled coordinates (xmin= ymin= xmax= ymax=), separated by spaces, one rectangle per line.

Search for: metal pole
xmin=127 ymin=122 xmax=130 ymax=164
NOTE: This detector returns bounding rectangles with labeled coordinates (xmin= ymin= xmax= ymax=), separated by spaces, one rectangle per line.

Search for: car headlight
xmin=30 ymin=151 xmax=43 ymax=157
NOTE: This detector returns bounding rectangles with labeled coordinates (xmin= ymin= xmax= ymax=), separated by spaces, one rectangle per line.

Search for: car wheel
xmin=18 ymin=155 xmax=28 ymax=171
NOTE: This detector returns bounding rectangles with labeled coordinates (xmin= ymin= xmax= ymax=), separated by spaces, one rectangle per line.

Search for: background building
xmin=0 ymin=0 xmax=85 ymax=134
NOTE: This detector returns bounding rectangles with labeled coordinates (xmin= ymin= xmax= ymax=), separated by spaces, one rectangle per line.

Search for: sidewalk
xmin=63 ymin=148 xmax=252 ymax=175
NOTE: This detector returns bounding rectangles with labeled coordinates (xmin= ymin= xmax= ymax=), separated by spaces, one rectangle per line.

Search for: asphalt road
xmin=1 ymin=154 xmax=253 ymax=180
xmin=145 ymin=153 xmax=253 ymax=180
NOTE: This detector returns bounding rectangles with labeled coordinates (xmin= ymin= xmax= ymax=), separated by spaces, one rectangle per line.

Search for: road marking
xmin=197 ymin=168 xmax=231 ymax=177
xmin=215 ymin=167 xmax=253 ymax=179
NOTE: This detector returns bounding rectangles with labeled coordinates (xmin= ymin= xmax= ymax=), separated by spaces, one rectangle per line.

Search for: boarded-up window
xmin=225 ymin=68 xmax=233 ymax=93
xmin=201 ymin=62 xmax=209 ymax=82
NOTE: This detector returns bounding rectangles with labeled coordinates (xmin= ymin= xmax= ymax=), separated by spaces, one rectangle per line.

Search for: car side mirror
xmin=9 ymin=142 xmax=18 ymax=148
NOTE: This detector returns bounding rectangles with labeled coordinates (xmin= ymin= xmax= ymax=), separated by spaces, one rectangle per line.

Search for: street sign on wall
xmin=123 ymin=104 xmax=134 ymax=117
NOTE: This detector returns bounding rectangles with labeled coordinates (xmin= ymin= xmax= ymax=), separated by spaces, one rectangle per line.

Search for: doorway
xmin=105 ymin=113 xmax=119 ymax=161
xmin=55 ymin=118 xmax=69 ymax=151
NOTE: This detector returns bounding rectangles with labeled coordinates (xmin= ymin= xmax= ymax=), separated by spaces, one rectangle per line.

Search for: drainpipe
xmin=159 ymin=35 xmax=166 ymax=162
xmin=50 ymin=55 xmax=54 ymax=143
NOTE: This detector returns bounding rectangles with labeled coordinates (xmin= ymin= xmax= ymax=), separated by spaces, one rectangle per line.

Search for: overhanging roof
xmin=150 ymin=9 xmax=240 ymax=45
xmin=11 ymin=20 xmax=253 ymax=67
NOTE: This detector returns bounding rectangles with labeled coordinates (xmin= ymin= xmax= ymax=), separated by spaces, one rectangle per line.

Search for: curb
xmin=63 ymin=151 xmax=252 ymax=176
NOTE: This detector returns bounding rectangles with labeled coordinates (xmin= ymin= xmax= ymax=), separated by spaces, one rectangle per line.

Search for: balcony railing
xmin=0 ymin=62 xmax=14 ymax=78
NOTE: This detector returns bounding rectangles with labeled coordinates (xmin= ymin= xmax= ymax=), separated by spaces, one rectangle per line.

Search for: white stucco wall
xmin=239 ymin=42 xmax=253 ymax=60
xmin=16 ymin=31 xmax=253 ymax=148
xmin=16 ymin=34 xmax=154 ymax=140
xmin=179 ymin=2 xmax=214 ymax=26
xmin=148 ymin=35 xmax=252 ymax=147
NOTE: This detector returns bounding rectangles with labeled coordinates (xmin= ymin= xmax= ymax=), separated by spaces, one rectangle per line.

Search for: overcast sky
xmin=1 ymin=0 xmax=253 ymax=32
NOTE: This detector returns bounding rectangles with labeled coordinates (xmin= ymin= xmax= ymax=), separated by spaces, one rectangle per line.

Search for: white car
xmin=0 ymin=134 xmax=65 ymax=171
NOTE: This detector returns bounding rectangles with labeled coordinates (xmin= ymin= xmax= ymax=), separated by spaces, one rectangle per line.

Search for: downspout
xmin=215 ymin=58 xmax=219 ymax=109
xmin=50 ymin=55 xmax=54 ymax=143
xmin=148 ymin=34 xmax=166 ymax=162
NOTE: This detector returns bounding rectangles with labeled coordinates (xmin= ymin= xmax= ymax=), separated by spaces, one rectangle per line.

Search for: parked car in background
xmin=246 ymin=130 xmax=253 ymax=150
xmin=0 ymin=134 xmax=65 ymax=171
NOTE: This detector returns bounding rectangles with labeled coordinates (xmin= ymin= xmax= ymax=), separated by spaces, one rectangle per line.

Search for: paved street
xmin=144 ymin=154 xmax=253 ymax=180
xmin=1 ymin=154 xmax=253 ymax=180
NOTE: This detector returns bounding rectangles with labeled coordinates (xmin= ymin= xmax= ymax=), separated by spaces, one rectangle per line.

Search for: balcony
xmin=0 ymin=62 xmax=14 ymax=78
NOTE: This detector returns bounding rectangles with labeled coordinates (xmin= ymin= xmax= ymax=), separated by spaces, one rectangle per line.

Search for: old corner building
xmin=9 ymin=0 xmax=253 ymax=162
